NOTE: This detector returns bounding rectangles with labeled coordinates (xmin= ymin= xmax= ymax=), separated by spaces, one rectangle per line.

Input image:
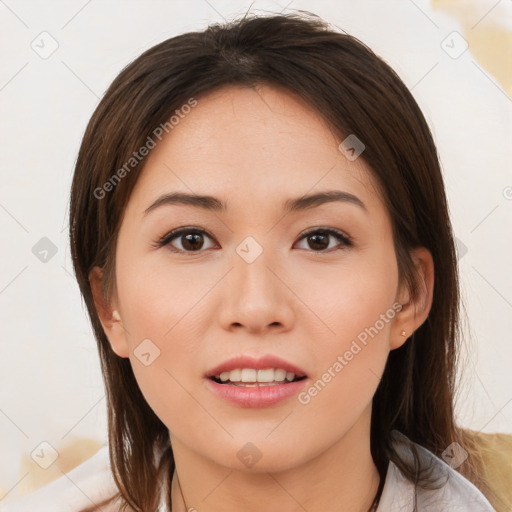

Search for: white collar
xmin=376 ymin=430 xmax=495 ymax=511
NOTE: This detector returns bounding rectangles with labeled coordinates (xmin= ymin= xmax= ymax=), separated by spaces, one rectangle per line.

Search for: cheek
xmin=290 ymin=266 xmax=397 ymax=452
xmin=297 ymin=245 xmax=399 ymax=401
xmin=302 ymin=240 xmax=399 ymax=346
xmin=117 ymin=252 xmax=211 ymax=342
xmin=114 ymin=255 xmax=216 ymax=427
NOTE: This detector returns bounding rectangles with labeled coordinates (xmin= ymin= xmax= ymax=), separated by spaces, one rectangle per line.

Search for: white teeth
xmin=274 ymin=369 xmax=287 ymax=381
xmin=257 ymin=369 xmax=274 ymax=382
xmin=241 ymin=368 xmax=257 ymax=382
xmin=214 ymin=368 xmax=302 ymax=384
xmin=229 ymin=368 xmax=241 ymax=381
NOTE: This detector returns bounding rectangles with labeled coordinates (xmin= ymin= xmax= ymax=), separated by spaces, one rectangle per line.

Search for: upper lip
xmin=206 ymin=354 xmax=308 ymax=378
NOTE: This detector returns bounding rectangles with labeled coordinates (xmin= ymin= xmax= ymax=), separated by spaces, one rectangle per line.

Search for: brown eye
xmin=295 ymin=228 xmax=352 ymax=252
xmin=158 ymin=228 xmax=216 ymax=252
xmin=178 ymin=232 xmax=206 ymax=251
xmin=307 ymin=232 xmax=330 ymax=251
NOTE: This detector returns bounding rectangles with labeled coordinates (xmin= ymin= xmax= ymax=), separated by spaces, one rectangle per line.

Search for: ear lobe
xmin=391 ymin=247 xmax=434 ymax=350
xmin=89 ymin=266 xmax=130 ymax=358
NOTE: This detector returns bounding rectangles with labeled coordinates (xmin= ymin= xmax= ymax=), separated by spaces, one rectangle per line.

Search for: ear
xmin=89 ymin=266 xmax=130 ymax=358
xmin=390 ymin=247 xmax=434 ymax=350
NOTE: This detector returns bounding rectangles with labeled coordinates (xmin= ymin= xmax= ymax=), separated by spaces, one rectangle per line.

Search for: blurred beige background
xmin=433 ymin=0 xmax=512 ymax=96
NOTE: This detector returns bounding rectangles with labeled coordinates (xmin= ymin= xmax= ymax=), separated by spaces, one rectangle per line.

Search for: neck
xmin=169 ymin=408 xmax=381 ymax=512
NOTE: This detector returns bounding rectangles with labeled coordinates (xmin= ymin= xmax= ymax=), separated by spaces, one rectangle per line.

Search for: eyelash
xmin=154 ymin=226 xmax=353 ymax=254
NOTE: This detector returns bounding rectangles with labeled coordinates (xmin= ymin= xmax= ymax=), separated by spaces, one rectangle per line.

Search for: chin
xmin=222 ymin=438 xmax=315 ymax=474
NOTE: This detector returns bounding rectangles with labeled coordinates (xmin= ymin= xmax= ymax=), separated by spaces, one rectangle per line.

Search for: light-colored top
xmin=0 ymin=431 xmax=496 ymax=512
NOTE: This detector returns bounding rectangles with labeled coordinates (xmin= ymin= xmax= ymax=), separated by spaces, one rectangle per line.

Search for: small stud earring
xmin=400 ymin=330 xmax=407 ymax=337
xmin=112 ymin=310 xmax=121 ymax=322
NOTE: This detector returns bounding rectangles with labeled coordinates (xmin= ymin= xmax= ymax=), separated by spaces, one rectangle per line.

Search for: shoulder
xmin=0 ymin=445 xmax=119 ymax=512
xmin=376 ymin=430 xmax=497 ymax=512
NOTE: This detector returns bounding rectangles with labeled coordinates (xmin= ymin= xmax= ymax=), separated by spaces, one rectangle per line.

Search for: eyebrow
xmin=143 ymin=190 xmax=367 ymax=216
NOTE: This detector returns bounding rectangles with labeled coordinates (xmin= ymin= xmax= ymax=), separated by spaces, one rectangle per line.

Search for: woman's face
xmin=98 ymin=84 xmax=421 ymax=472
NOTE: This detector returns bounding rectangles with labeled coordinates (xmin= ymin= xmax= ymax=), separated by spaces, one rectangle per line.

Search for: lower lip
xmin=205 ymin=378 xmax=308 ymax=408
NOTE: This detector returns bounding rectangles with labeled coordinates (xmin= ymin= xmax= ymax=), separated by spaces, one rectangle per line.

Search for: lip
xmin=204 ymin=354 xmax=309 ymax=408
xmin=205 ymin=354 xmax=308 ymax=379
xmin=205 ymin=377 xmax=309 ymax=408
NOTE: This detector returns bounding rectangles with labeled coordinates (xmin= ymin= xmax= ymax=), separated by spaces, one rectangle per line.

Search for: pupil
xmin=309 ymin=233 xmax=328 ymax=250
xmin=183 ymin=232 xmax=203 ymax=251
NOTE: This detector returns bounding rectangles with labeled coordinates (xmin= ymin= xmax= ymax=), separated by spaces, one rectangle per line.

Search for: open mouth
xmin=208 ymin=368 xmax=308 ymax=386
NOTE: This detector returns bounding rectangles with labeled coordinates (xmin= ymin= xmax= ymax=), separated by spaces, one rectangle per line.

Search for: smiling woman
xmin=2 ymin=9 xmax=507 ymax=512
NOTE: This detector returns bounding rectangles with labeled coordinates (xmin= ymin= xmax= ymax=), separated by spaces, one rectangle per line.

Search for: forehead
xmin=127 ymin=84 xmax=385 ymax=218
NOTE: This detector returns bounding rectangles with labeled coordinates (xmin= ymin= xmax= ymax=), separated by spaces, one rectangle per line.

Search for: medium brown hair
xmin=70 ymin=10 xmax=498 ymax=511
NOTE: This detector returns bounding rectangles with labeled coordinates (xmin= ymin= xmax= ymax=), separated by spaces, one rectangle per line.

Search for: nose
xmin=217 ymin=247 xmax=295 ymax=335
